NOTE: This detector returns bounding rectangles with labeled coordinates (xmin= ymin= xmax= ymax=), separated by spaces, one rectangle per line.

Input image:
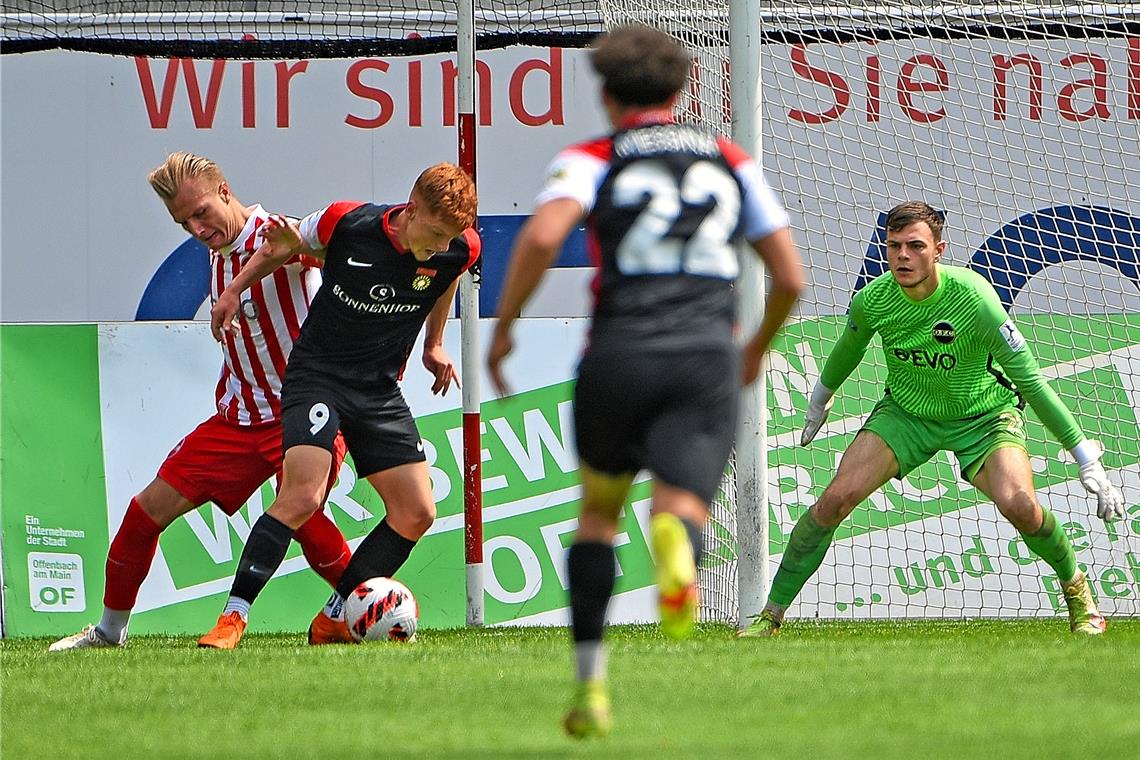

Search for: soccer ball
xmin=343 ymin=576 xmax=419 ymax=643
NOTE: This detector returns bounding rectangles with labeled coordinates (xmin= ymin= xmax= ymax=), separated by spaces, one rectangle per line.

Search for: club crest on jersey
xmin=369 ymin=284 xmax=395 ymax=301
xmin=412 ymin=267 xmax=436 ymax=291
xmin=932 ymin=321 xmax=955 ymax=344
xmin=241 ymin=299 xmax=260 ymax=321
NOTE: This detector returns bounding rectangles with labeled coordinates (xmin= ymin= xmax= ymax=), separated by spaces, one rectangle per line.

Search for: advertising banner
xmin=2 ymin=36 xmax=1138 ymax=635
xmin=0 ymin=46 xmax=608 ymax=323
xmin=3 ymin=315 xmax=1137 ymax=636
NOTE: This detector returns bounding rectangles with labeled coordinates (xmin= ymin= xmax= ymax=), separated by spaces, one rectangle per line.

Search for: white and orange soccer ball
xmin=343 ymin=577 xmax=419 ymax=643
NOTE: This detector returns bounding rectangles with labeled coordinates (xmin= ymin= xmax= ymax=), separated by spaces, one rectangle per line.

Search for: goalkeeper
xmin=740 ymin=201 xmax=1127 ymax=638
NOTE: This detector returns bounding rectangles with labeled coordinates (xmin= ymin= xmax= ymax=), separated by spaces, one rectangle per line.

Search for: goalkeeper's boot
xmin=650 ymin=513 xmax=698 ymax=640
xmin=1062 ymin=572 xmax=1107 ymax=635
xmin=308 ymin=610 xmax=355 ymax=646
xmin=48 ymin=624 xmax=125 ymax=652
xmin=737 ymin=608 xmax=782 ymax=638
xmin=197 ymin=611 xmax=247 ymax=649
xmin=562 ymin=679 xmax=612 ymax=739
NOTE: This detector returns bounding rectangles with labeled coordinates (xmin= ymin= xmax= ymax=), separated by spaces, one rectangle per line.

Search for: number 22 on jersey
xmin=611 ymin=160 xmax=741 ymax=279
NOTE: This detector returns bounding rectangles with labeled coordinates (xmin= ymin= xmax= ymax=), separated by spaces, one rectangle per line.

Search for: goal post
xmin=728 ymin=0 xmax=769 ymax=630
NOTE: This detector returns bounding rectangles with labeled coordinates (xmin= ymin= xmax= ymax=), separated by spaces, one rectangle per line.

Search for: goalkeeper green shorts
xmin=861 ymin=395 xmax=1028 ymax=482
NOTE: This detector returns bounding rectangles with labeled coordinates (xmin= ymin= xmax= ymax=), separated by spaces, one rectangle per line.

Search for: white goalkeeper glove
xmin=1071 ymin=440 xmax=1127 ymax=523
xmin=800 ymin=382 xmax=835 ymax=447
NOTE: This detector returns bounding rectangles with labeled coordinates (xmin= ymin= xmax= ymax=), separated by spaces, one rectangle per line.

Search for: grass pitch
xmin=2 ymin=619 xmax=1137 ymax=759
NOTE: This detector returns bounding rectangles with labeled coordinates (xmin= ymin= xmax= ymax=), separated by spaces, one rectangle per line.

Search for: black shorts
xmin=574 ymin=346 xmax=739 ymax=504
xmin=281 ymin=364 xmax=425 ymax=478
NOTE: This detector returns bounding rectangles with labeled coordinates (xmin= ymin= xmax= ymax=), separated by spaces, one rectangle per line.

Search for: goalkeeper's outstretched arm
xmin=801 ymin=292 xmax=875 ymax=446
xmin=977 ymin=288 xmax=1127 ymax=522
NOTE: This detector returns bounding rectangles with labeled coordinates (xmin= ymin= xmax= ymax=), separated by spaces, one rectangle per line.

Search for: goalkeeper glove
xmin=800 ymin=382 xmax=835 ymax=447
xmin=1071 ymin=440 xmax=1127 ymax=523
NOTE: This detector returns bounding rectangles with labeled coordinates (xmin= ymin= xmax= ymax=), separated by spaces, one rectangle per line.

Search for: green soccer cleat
xmin=1062 ymin=572 xmax=1107 ymax=635
xmin=562 ymin=679 xmax=612 ymax=739
xmin=650 ymin=513 xmax=698 ymax=640
xmin=737 ymin=609 xmax=782 ymax=638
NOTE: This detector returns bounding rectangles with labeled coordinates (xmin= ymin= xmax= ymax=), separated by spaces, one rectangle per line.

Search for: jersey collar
xmin=215 ymin=204 xmax=264 ymax=257
xmin=382 ymin=204 xmax=412 ymax=254
xmin=617 ymin=109 xmax=675 ymax=130
xmin=897 ymin=263 xmax=947 ymax=305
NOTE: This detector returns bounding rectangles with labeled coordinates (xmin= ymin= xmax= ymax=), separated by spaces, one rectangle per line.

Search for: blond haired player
xmin=50 ymin=152 xmax=350 ymax=651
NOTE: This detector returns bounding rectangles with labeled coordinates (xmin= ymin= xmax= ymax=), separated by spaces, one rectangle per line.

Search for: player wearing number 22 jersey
xmin=542 ymin=115 xmax=791 ymax=499
xmin=487 ymin=24 xmax=805 ymax=739
xmin=554 ymin=121 xmax=787 ymax=357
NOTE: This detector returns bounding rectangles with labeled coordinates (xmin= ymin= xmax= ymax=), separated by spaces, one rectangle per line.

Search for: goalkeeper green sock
xmin=768 ymin=510 xmax=837 ymax=608
xmin=1020 ymin=507 xmax=1078 ymax=584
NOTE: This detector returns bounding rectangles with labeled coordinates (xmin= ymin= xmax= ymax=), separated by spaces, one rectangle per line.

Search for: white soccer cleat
xmin=48 ymin=624 xmax=124 ymax=652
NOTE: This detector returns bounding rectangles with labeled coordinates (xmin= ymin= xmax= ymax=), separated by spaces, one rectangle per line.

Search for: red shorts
xmin=158 ymin=414 xmax=347 ymax=515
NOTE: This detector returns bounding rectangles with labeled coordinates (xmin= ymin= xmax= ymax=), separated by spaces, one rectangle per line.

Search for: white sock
xmin=575 ymin=640 xmax=606 ymax=682
xmin=322 ymin=592 xmax=346 ymax=622
xmin=222 ymin=596 xmax=251 ymax=621
xmin=96 ymin=608 xmax=130 ymax=644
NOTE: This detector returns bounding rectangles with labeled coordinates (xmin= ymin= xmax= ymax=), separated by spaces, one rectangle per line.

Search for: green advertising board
xmin=2 ymin=316 xmax=1137 ymax=637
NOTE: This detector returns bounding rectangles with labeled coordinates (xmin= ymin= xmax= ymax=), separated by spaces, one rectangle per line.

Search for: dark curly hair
xmin=590 ymin=24 xmax=691 ymax=107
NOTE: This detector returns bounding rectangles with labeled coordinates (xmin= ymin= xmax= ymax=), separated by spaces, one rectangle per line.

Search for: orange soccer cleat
xmin=308 ymin=611 xmax=356 ymax=645
xmin=197 ymin=611 xmax=247 ymax=650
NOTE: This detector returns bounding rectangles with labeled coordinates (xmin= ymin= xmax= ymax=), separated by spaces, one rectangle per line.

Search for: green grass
xmin=3 ymin=620 xmax=1138 ymax=759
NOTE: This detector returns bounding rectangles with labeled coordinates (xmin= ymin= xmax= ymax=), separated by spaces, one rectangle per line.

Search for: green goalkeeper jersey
xmin=820 ymin=264 xmax=1084 ymax=448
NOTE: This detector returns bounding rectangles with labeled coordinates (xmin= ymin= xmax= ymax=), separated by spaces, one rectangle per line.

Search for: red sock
xmin=103 ymin=498 xmax=162 ymax=611
xmin=293 ymin=510 xmax=351 ymax=588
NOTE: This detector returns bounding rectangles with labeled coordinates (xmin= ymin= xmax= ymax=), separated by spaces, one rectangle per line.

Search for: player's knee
xmin=268 ymin=486 xmax=324 ymax=527
xmin=136 ymin=479 xmax=193 ymax=528
xmin=814 ymin=489 xmax=858 ymax=526
xmin=392 ymin=501 xmax=436 ymax=539
xmin=996 ymin=489 xmax=1038 ymax=530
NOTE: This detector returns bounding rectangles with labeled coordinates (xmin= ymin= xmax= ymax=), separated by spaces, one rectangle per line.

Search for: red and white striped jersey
xmin=210 ymin=205 xmax=322 ymax=425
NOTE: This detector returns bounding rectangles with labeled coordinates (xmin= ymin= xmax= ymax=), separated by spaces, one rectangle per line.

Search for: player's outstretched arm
xmin=976 ymin=284 xmax=1127 ymax=522
xmin=993 ymin=343 xmax=1126 ymax=522
xmin=741 ymin=227 xmax=805 ymax=386
xmin=799 ymin=292 xmax=874 ymax=446
xmin=488 ymin=197 xmax=582 ymax=397
xmin=210 ymin=215 xmax=322 ymax=340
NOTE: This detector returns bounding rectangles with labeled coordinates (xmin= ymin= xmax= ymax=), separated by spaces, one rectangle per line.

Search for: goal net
xmin=1 ymin=0 xmax=603 ymax=56
xmin=599 ymin=0 xmax=1140 ymax=623
xmin=5 ymin=0 xmax=1135 ymax=626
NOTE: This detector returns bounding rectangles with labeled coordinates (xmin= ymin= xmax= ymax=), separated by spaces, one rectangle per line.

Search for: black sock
xmin=568 ymin=541 xmax=616 ymax=643
xmin=681 ymin=517 xmax=704 ymax=567
xmin=231 ymin=514 xmax=295 ymax=604
xmin=335 ymin=519 xmax=417 ymax=599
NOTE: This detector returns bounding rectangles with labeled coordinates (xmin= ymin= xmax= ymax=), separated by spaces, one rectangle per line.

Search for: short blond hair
xmin=412 ymin=162 xmax=478 ymax=230
xmin=148 ymin=151 xmax=224 ymax=201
